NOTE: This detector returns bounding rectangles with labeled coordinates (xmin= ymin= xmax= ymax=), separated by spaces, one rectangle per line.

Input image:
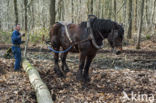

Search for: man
xmin=11 ymin=24 xmax=25 ymax=71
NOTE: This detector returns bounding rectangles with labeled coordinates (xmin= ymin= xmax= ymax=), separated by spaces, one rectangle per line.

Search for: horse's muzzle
xmin=112 ymin=47 xmax=123 ymax=55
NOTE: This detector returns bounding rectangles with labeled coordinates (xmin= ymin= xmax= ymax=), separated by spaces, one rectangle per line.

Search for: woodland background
xmin=0 ymin=0 xmax=156 ymax=47
xmin=0 ymin=1 xmax=156 ymax=102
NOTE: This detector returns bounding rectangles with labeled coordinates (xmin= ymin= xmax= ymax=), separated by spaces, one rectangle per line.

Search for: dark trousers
xmin=12 ymin=46 xmax=21 ymax=70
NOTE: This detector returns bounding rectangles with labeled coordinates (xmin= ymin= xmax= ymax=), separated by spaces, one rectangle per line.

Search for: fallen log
xmin=22 ymin=58 xmax=53 ymax=103
xmin=133 ymin=59 xmax=156 ymax=62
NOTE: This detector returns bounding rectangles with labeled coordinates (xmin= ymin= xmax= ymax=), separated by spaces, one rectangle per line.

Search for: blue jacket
xmin=11 ymin=30 xmax=21 ymax=45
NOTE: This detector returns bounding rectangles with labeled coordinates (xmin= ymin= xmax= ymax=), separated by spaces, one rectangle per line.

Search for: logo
xmin=121 ymin=91 xmax=155 ymax=103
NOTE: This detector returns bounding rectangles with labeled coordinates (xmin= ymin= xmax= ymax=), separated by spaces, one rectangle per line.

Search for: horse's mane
xmin=92 ymin=19 xmax=118 ymax=32
xmin=79 ymin=18 xmax=124 ymax=39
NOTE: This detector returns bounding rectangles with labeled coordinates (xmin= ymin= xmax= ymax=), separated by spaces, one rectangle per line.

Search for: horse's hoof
xmin=64 ymin=68 xmax=70 ymax=73
xmin=116 ymin=51 xmax=121 ymax=55
xmin=62 ymin=65 xmax=70 ymax=73
xmin=54 ymin=68 xmax=64 ymax=77
xmin=76 ymin=72 xmax=83 ymax=81
xmin=55 ymin=70 xmax=64 ymax=77
xmin=83 ymin=76 xmax=91 ymax=83
xmin=76 ymin=76 xmax=83 ymax=81
xmin=58 ymin=72 xmax=65 ymax=77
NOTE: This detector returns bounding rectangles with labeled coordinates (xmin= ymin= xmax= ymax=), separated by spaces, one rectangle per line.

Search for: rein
xmin=45 ymin=37 xmax=91 ymax=54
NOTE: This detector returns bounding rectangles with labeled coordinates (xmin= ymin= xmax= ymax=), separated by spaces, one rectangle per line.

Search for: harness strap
xmin=64 ymin=25 xmax=73 ymax=43
xmin=57 ymin=21 xmax=73 ymax=43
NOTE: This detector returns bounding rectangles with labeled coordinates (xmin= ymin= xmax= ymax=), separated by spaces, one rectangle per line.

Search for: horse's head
xmin=108 ymin=24 xmax=124 ymax=55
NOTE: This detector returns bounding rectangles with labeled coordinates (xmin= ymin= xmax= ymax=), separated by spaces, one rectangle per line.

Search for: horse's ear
xmin=88 ymin=15 xmax=97 ymax=22
xmin=88 ymin=15 xmax=97 ymax=19
xmin=120 ymin=23 xmax=124 ymax=28
xmin=88 ymin=15 xmax=97 ymax=27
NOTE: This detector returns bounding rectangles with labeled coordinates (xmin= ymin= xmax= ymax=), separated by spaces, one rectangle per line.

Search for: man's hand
xmin=22 ymin=33 xmax=25 ymax=37
xmin=19 ymin=33 xmax=25 ymax=38
xmin=21 ymin=41 xmax=25 ymax=44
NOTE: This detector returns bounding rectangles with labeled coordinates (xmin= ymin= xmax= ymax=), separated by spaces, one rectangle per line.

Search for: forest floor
xmin=0 ymin=40 xmax=156 ymax=103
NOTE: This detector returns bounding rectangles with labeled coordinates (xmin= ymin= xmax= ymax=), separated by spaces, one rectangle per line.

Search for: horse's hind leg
xmin=61 ymin=52 xmax=70 ymax=73
xmin=53 ymin=46 xmax=64 ymax=77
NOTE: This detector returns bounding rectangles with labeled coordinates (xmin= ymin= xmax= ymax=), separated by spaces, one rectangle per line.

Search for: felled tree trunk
xmin=22 ymin=58 xmax=53 ymax=103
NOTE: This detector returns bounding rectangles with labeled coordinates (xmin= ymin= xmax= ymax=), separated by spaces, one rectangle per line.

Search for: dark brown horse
xmin=49 ymin=16 xmax=124 ymax=82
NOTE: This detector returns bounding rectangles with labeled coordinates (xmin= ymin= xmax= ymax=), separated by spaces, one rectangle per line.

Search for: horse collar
xmin=87 ymin=21 xmax=104 ymax=49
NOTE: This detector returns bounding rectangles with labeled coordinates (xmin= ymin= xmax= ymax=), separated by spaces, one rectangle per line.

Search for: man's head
xmin=15 ymin=24 xmax=21 ymax=31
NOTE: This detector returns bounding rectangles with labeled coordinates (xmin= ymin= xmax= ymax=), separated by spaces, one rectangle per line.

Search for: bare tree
xmin=145 ymin=0 xmax=150 ymax=27
xmin=24 ymin=0 xmax=28 ymax=31
xmin=134 ymin=0 xmax=137 ymax=31
xmin=123 ymin=0 xmax=127 ymax=27
xmin=0 ymin=20 xmax=1 ymax=30
xmin=61 ymin=0 xmax=65 ymax=21
xmin=136 ymin=0 xmax=145 ymax=49
xmin=57 ymin=0 xmax=63 ymax=21
xmin=0 ymin=0 xmax=155 ymax=33
xmin=108 ymin=0 xmax=112 ymax=19
xmin=127 ymin=0 xmax=133 ymax=39
xmin=14 ymin=0 xmax=18 ymax=25
xmin=151 ymin=0 xmax=156 ymax=24
xmin=32 ymin=0 xmax=35 ymax=29
xmin=71 ymin=0 xmax=74 ymax=22
xmin=113 ymin=0 xmax=116 ymax=21
xmin=50 ymin=0 xmax=56 ymax=27
xmin=90 ymin=0 xmax=93 ymax=14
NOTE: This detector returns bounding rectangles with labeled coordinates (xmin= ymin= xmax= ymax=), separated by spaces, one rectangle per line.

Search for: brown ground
xmin=0 ymin=40 xmax=156 ymax=103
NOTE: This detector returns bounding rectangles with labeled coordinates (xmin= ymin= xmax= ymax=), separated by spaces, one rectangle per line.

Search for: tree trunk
xmin=14 ymin=0 xmax=18 ymax=25
xmin=123 ymin=0 xmax=127 ymax=27
xmin=136 ymin=0 xmax=145 ymax=49
xmin=113 ymin=0 xmax=116 ymax=21
xmin=108 ymin=0 xmax=112 ymax=19
xmin=127 ymin=0 xmax=133 ymax=39
xmin=61 ymin=0 xmax=65 ymax=21
xmin=22 ymin=59 xmax=53 ymax=103
xmin=0 ymin=20 xmax=1 ymax=30
xmin=79 ymin=0 xmax=82 ymax=22
xmin=24 ymin=0 xmax=28 ymax=31
xmin=57 ymin=0 xmax=62 ymax=21
xmin=134 ymin=0 xmax=137 ymax=31
xmin=0 ymin=0 xmax=1 ymax=30
xmin=90 ymin=0 xmax=93 ymax=14
xmin=50 ymin=0 xmax=56 ymax=27
xmin=151 ymin=0 xmax=156 ymax=24
xmin=71 ymin=0 xmax=74 ymax=23
xmin=101 ymin=0 xmax=105 ymax=18
xmin=24 ymin=32 xmax=29 ymax=58
xmin=32 ymin=0 xmax=35 ymax=29
xmin=145 ymin=0 xmax=149 ymax=27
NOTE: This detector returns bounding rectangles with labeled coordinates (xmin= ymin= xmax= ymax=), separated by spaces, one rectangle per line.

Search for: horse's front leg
xmin=61 ymin=52 xmax=70 ymax=73
xmin=83 ymin=54 xmax=96 ymax=82
xmin=53 ymin=45 xmax=64 ymax=77
xmin=76 ymin=52 xmax=86 ymax=81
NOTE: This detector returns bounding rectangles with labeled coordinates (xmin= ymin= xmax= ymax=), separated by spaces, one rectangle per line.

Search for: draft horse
xmin=49 ymin=15 xmax=124 ymax=82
